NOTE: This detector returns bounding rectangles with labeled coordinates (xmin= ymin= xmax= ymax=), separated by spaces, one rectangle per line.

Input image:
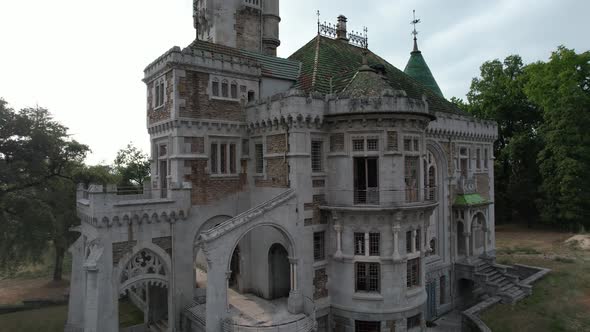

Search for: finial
xmin=411 ymin=9 xmax=421 ymax=52
xmin=363 ymin=26 xmax=369 ymax=49
xmin=317 ymin=10 xmax=321 ymax=34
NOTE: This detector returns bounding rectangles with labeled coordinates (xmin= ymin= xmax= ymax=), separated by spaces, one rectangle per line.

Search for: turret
xmin=262 ymin=0 xmax=281 ymax=56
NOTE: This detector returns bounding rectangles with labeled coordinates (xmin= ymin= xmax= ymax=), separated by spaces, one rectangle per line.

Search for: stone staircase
xmin=473 ymin=259 xmax=529 ymax=304
xmin=149 ymin=318 xmax=169 ymax=332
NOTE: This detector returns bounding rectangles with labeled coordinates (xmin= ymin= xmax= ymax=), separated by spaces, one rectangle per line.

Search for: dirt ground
xmin=0 ymin=278 xmax=69 ymax=305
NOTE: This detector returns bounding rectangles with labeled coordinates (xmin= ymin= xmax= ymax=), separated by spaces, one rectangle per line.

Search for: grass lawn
xmin=0 ymin=305 xmax=68 ymax=332
xmin=481 ymin=225 xmax=590 ymax=332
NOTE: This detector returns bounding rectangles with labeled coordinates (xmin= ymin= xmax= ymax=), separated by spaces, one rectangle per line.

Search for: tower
xmin=193 ymin=0 xmax=281 ymax=56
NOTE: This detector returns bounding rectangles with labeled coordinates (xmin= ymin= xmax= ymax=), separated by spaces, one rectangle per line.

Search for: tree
xmin=113 ymin=143 xmax=151 ymax=189
xmin=0 ymin=100 xmax=89 ymax=279
xmin=525 ymin=46 xmax=590 ymax=230
xmin=463 ymin=55 xmax=543 ymax=225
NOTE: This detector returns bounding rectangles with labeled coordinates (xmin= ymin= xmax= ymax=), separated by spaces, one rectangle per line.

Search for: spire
xmin=404 ymin=10 xmax=444 ymax=97
xmin=411 ymin=9 xmax=421 ymax=53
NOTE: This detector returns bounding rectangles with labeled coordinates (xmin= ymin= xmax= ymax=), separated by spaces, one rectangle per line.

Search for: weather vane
xmin=411 ymin=9 xmax=421 ymax=39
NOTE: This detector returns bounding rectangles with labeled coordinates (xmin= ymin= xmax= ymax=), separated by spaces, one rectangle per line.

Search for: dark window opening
xmin=355 ymin=262 xmax=380 ymax=292
xmin=407 ymin=314 xmax=421 ymax=330
xmin=222 ymin=80 xmax=229 ymax=97
xmin=354 ymin=157 xmax=379 ymax=204
xmin=212 ymin=80 xmax=220 ymax=97
xmin=231 ymin=82 xmax=238 ymax=99
xmin=354 ymin=232 xmax=365 ymax=255
xmin=248 ymin=90 xmax=255 ymax=102
xmin=313 ymin=232 xmax=325 ymax=261
xmin=407 ymin=258 xmax=420 ymax=288
xmin=230 ymin=144 xmax=236 ymax=174
xmin=311 ymin=140 xmax=323 ymax=172
xmin=355 ymin=320 xmax=380 ymax=332
xmin=210 ymin=143 xmax=218 ymax=174
xmin=369 ymin=233 xmax=380 ymax=256
xmin=406 ymin=231 xmax=412 ymax=253
xmin=255 ymin=144 xmax=264 ymax=173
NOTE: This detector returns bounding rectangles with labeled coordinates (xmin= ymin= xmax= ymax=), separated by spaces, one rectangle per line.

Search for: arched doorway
xmin=268 ymin=243 xmax=290 ymax=299
xmin=457 ymin=278 xmax=475 ymax=309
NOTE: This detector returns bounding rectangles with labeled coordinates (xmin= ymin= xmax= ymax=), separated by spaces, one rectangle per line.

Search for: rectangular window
xmin=155 ymin=84 xmax=160 ymax=107
xmin=311 ymin=140 xmax=323 ymax=172
xmin=231 ymin=83 xmax=238 ymax=99
xmin=355 ymin=262 xmax=380 ymax=292
xmin=407 ymin=314 xmax=421 ymax=330
xmin=387 ymin=131 xmax=398 ymax=151
xmin=255 ymin=143 xmax=264 ymax=173
xmin=212 ymin=80 xmax=219 ymax=97
xmin=222 ymin=81 xmax=229 ymax=97
xmin=355 ymin=321 xmax=380 ymax=332
xmin=476 ymin=148 xmax=481 ymax=170
xmin=440 ymin=276 xmax=446 ymax=305
xmin=353 ymin=139 xmax=365 ymax=151
xmin=210 ymin=143 xmax=218 ymax=174
xmin=354 ymin=157 xmax=379 ymax=204
xmin=404 ymin=138 xmax=412 ymax=151
xmin=484 ymin=148 xmax=489 ymax=169
xmin=242 ymin=139 xmax=249 ymax=156
xmin=367 ymin=138 xmax=379 ymax=151
xmin=159 ymin=83 xmax=165 ymax=107
xmin=415 ymin=228 xmax=421 ymax=252
xmin=230 ymin=143 xmax=236 ymax=174
xmin=369 ymin=233 xmax=380 ymax=256
xmin=406 ymin=258 xmax=420 ymax=288
xmin=406 ymin=231 xmax=412 ymax=253
xmin=354 ymin=233 xmax=365 ymax=255
xmin=314 ymin=232 xmax=325 ymax=261
xmin=405 ymin=156 xmax=419 ymax=202
xmin=413 ymin=138 xmax=419 ymax=152
xmin=220 ymin=143 xmax=227 ymax=174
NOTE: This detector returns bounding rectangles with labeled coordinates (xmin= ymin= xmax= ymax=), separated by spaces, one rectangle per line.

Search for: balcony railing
xmin=327 ymin=187 xmax=438 ymax=207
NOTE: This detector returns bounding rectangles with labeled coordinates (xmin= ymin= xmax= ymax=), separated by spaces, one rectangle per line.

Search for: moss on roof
xmin=288 ymin=35 xmax=465 ymax=115
xmin=454 ymin=194 xmax=489 ymax=207
xmin=404 ymin=50 xmax=444 ymax=97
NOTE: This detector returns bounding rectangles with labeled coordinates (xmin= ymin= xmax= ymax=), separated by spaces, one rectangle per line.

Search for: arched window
xmin=212 ymin=77 xmax=220 ymax=97
xmin=221 ymin=79 xmax=229 ymax=98
xmin=230 ymin=81 xmax=238 ymax=99
xmin=424 ymin=151 xmax=437 ymax=201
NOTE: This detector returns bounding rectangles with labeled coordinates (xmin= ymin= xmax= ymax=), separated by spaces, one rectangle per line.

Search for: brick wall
xmin=147 ymin=71 xmax=173 ymax=124
xmin=235 ymin=7 xmax=262 ymax=53
xmin=255 ymin=134 xmax=289 ymax=188
xmin=184 ymin=137 xmax=205 ymax=154
xmin=184 ymin=160 xmax=245 ymax=205
xmin=112 ymin=241 xmax=137 ymax=266
xmin=313 ymin=268 xmax=328 ymax=299
xmin=178 ymin=71 xmax=244 ymax=122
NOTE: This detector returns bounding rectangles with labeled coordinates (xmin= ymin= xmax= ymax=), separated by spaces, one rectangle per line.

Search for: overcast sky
xmin=1 ymin=0 xmax=588 ymax=164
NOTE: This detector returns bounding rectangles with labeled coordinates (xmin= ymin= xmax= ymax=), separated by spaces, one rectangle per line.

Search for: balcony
xmin=324 ymin=187 xmax=438 ymax=210
xmin=76 ymin=183 xmax=192 ymax=228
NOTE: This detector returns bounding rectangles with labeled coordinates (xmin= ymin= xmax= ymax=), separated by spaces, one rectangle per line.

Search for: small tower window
xmin=248 ymin=90 xmax=256 ymax=102
xmin=212 ymin=78 xmax=220 ymax=97
xmin=222 ymin=80 xmax=229 ymax=98
xmin=154 ymin=79 xmax=165 ymax=108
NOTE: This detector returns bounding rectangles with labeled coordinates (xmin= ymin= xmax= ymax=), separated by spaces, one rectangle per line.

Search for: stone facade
xmin=65 ymin=3 xmax=519 ymax=332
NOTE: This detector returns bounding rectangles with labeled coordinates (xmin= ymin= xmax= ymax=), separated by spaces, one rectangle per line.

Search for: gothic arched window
xmin=230 ymin=81 xmax=238 ymax=99
xmin=221 ymin=79 xmax=229 ymax=98
xmin=212 ymin=77 xmax=220 ymax=97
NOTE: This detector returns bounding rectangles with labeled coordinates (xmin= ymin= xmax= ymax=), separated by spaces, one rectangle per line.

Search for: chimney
xmin=336 ymin=15 xmax=349 ymax=42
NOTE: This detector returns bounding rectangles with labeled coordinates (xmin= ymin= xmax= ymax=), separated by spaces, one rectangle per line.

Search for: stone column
xmin=334 ymin=224 xmax=343 ymax=258
xmin=392 ymin=223 xmax=401 ymax=261
xmin=464 ymin=231 xmax=471 ymax=258
xmin=287 ymin=258 xmax=303 ymax=314
xmin=83 ymin=268 xmax=99 ymax=332
xmin=205 ymin=260 xmax=227 ymax=332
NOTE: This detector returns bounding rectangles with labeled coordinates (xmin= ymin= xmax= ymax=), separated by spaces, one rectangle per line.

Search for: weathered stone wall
xmin=476 ymin=173 xmax=490 ymax=200
xmin=178 ymin=71 xmax=244 ymax=122
xmin=112 ymin=241 xmax=137 ymax=266
xmin=235 ymin=7 xmax=262 ymax=53
xmin=313 ymin=268 xmax=328 ymax=300
xmin=184 ymin=160 xmax=244 ymax=205
xmin=184 ymin=137 xmax=205 ymax=154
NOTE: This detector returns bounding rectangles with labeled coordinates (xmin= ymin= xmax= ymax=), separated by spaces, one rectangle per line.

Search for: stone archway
xmin=193 ymin=215 xmax=233 ymax=292
xmin=118 ymin=248 xmax=171 ymax=330
xmin=471 ymin=212 xmax=487 ymax=255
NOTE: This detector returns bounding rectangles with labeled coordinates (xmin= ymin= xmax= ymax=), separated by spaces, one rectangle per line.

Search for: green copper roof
xmin=288 ymin=36 xmax=464 ymax=115
xmin=454 ymin=194 xmax=488 ymax=207
xmin=404 ymin=50 xmax=444 ymax=97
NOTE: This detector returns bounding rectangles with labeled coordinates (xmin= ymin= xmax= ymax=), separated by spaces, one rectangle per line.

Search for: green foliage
xmin=113 ymin=143 xmax=150 ymax=189
xmin=463 ymin=55 xmax=543 ymax=224
xmin=0 ymin=100 xmax=88 ymax=279
xmin=524 ymin=46 xmax=590 ymax=230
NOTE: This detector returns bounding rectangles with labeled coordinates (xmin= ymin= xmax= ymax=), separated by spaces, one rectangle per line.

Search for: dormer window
xmin=212 ymin=78 xmax=220 ymax=97
xmin=154 ymin=79 xmax=165 ymax=108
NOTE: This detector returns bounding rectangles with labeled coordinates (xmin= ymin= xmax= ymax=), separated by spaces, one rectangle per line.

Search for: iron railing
xmin=328 ymin=187 xmax=438 ymax=207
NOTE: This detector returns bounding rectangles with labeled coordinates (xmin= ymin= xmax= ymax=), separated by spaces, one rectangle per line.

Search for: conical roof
xmin=404 ymin=41 xmax=444 ymax=97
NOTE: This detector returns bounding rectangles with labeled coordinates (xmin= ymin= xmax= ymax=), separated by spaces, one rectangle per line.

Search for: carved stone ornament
xmin=121 ymin=249 xmax=166 ymax=284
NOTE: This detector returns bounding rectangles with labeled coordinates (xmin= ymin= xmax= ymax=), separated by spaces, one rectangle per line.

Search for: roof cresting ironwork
xmin=317 ymin=11 xmax=368 ymax=49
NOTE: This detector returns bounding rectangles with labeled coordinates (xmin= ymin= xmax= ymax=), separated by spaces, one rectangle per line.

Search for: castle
xmin=65 ymin=1 xmax=532 ymax=331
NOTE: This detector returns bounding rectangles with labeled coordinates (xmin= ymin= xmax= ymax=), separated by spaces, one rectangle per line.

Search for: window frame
xmin=406 ymin=257 xmax=420 ymax=288
xmin=313 ymin=231 xmax=326 ymax=261
xmin=209 ymin=138 xmax=239 ymax=176
xmin=254 ymin=143 xmax=264 ymax=174
xmin=355 ymin=262 xmax=380 ymax=292
xmin=369 ymin=233 xmax=380 ymax=256
xmin=354 ymin=232 xmax=366 ymax=256
xmin=153 ymin=78 xmax=166 ymax=109
xmin=311 ymin=140 xmax=324 ymax=173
